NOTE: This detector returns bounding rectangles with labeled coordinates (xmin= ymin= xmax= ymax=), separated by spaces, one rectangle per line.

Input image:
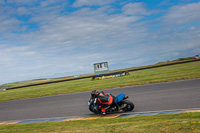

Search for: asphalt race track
xmin=0 ymin=79 xmax=200 ymax=122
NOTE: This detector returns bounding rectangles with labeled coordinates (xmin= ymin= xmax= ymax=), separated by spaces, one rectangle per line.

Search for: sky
xmin=0 ymin=0 xmax=200 ymax=85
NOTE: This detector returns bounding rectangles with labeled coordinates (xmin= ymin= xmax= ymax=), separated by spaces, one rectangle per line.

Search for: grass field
xmin=0 ymin=112 xmax=200 ymax=133
xmin=0 ymin=61 xmax=200 ymax=101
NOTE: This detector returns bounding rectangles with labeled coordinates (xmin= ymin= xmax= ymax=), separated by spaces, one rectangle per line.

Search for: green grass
xmin=0 ymin=76 xmax=76 ymax=89
xmin=0 ymin=61 xmax=200 ymax=101
xmin=0 ymin=112 xmax=200 ymax=133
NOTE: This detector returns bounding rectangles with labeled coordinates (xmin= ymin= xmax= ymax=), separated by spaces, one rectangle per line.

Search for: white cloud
xmin=26 ymin=6 xmax=146 ymax=50
xmin=0 ymin=16 xmax=20 ymax=34
xmin=0 ymin=1 xmax=5 ymax=4
xmin=40 ymin=0 xmax=67 ymax=7
xmin=122 ymin=2 xmax=150 ymax=15
xmin=73 ymin=0 xmax=114 ymax=7
xmin=17 ymin=7 xmax=30 ymax=15
xmin=163 ymin=2 xmax=200 ymax=25
xmin=6 ymin=0 xmax=39 ymax=5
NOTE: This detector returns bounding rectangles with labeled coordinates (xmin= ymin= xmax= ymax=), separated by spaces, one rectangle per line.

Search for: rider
xmin=90 ymin=90 xmax=115 ymax=114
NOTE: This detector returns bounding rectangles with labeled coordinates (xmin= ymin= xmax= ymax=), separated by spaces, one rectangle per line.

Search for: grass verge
xmin=0 ymin=112 xmax=200 ymax=133
xmin=0 ymin=61 xmax=200 ymax=101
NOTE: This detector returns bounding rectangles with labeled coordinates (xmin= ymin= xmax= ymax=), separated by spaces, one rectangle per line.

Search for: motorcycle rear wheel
xmin=121 ymin=100 xmax=134 ymax=111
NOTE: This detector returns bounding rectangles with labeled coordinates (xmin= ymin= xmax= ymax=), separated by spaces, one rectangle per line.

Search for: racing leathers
xmin=91 ymin=91 xmax=115 ymax=114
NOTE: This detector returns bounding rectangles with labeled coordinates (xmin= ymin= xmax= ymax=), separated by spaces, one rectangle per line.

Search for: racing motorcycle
xmin=88 ymin=93 xmax=134 ymax=114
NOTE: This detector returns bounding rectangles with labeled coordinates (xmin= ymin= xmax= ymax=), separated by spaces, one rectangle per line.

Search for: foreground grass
xmin=0 ymin=112 xmax=200 ymax=133
xmin=0 ymin=61 xmax=200 ymax=101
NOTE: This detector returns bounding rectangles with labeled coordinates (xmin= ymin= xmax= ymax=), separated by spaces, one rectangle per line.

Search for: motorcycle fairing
xmin=115 ymin=93 xmax=126 ymax=104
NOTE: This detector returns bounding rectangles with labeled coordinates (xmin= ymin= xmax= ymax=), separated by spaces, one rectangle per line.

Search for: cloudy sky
xmin=0 ymin=0 xmax=200 ymax=85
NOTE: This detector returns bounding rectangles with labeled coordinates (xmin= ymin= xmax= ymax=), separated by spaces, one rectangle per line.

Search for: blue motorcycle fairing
xmin=115 ymin=93 xmax=126 ymax=104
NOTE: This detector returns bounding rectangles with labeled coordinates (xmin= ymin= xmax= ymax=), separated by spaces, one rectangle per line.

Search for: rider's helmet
xmin=91 ymin=90 xmax=98 ymax=98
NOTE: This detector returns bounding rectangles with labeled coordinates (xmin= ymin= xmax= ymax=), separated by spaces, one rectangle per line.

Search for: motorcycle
xmin=88 ymin=93 xmax=134 ymax=114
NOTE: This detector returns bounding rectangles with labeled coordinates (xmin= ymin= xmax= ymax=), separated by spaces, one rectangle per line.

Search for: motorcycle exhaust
xmin=124 ymin=95 xmax=129 ymax=99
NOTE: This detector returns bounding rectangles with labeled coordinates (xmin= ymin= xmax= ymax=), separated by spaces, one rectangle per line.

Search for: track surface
xmin=0 ymin=79 xmax=200 ymax=121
